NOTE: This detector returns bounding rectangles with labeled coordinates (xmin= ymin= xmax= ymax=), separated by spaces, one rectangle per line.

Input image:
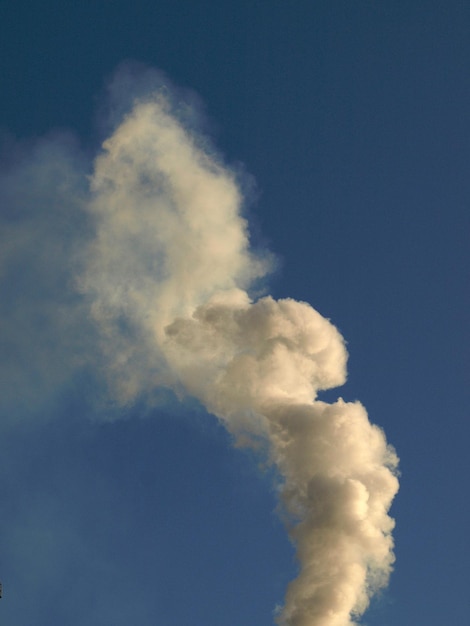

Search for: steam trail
xmin=81 ymin=79 xmax=399 ymax=626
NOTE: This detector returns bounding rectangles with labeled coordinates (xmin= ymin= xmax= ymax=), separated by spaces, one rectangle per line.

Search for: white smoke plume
xmin=79 ymin=72 xmax=399 ymax=626
xmin=0 ymin=67 xmax=399 ymax=625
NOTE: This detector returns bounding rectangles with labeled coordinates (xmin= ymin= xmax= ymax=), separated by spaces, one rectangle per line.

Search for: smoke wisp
xmin=2 ymin=68 xmax=399 ymax=625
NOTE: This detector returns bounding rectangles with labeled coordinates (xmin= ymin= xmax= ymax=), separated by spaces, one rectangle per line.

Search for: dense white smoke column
xmin=82 ymin=90 xmax=399 ymax=626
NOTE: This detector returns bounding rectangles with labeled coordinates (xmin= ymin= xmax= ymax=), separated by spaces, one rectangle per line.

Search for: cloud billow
xmin=1 ymin=67 xmax=399 ymax=626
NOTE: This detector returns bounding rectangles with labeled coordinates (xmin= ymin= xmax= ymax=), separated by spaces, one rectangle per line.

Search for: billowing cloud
xmin=1 ymin=66 xmax=399 ymax=625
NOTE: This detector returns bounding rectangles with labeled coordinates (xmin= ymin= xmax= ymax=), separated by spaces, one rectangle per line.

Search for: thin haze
xmin=1 ymin=67 xmax=399 ymax=626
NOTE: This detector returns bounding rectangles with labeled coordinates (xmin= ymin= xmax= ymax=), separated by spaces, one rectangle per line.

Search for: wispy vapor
xmin=1 ymin=66 xmax=399 ymax=625
xmin=0 ymin=133 xmax=93 ymax=421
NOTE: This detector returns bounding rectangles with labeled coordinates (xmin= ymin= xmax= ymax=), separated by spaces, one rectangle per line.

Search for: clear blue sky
xmin=0 ymin=2 xmax=469 ymax=625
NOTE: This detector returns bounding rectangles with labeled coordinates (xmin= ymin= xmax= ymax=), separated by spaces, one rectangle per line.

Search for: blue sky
xmin=0 ymin=2 xmax=469 ymax=625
